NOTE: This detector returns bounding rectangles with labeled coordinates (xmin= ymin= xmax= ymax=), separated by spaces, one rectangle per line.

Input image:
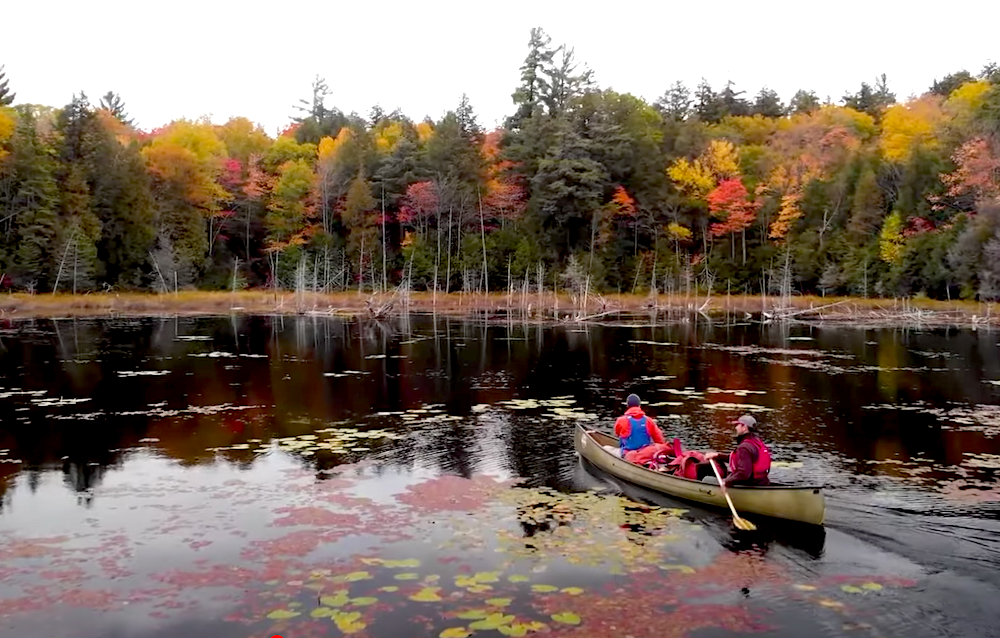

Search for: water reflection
xmin=0 ymin=313 xmax=998 ymax=637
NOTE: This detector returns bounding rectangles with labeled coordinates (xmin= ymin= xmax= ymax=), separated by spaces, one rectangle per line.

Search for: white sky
xmin=2 ymin=0 xmax=997 ymax=135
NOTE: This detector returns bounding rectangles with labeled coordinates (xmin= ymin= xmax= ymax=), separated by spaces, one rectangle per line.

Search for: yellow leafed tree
xmin=0 ymin=106 xmax=15 ymax=162
xmin=878 ymin=96 xmax=945 ymax=164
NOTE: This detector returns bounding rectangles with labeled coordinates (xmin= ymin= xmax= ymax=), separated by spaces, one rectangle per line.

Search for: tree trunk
xmin=479 ymin=187 xmax=488 ymax=293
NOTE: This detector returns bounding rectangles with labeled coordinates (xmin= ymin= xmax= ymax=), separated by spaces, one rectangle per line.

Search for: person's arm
xmin=724 ymin=445 xmax=754 ymax=486
xmin=647 ymin=419 xmax=665 ymax=444
xmin=613 ymin=417 xmax=627 ymax=438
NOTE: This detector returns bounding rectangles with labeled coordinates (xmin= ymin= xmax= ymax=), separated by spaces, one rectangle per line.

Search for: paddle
xmin=710 ymin=459 xmax=757 ymax=531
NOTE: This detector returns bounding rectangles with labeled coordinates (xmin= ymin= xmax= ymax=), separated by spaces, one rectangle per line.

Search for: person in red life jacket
xmin=614 ymin=394 xmax=671 ymax=465
xmin=703 ymin=415 xmax=772 ymax=487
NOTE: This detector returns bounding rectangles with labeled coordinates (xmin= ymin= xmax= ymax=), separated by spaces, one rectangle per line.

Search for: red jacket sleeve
xmin=724 ymin=444 xmax=754 ymax=486
xmin=646 ymin=418 xmax=665 ymax=444
xmin=614 ymin=417 xmax=628 ymax=438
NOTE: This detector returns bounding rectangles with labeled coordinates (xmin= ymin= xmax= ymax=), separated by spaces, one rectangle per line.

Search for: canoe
xmin=574 ymin=425 xmax=826 ymax=526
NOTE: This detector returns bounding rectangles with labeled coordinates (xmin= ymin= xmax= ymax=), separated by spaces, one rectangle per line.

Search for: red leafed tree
xmin=484 ymin=178 xmax=526 ymax=224
xmin=902 ymin=216 xmax=935 ymax=237
xmin=399 ymin=181 xmax=439 ymax=232
xmin=220 ymin=158 xmax=243 ymax=190
xmin=941 ymin=137 xmax=1000 ymax=208
xmin=610 ymin=185 xmax=637 ymax=217
xmin=708 ymin=178 xmax=759 ymax=263
xmin=482 ymin=129 xmax=526 ymax=226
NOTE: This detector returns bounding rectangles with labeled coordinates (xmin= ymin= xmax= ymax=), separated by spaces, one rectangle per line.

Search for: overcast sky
xmin=2 ymin=0 xmax=997 ymax=135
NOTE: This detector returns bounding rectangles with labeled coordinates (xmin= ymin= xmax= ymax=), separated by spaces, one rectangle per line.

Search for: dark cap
xmin=626 ymin=394 xmax=641 ymax=408
xmin=732 ymin=414 xmax=757 ymax=430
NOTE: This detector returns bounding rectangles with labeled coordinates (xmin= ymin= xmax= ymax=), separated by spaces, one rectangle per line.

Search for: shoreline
xmin=0 ymin=291 xmax=996 ymax=328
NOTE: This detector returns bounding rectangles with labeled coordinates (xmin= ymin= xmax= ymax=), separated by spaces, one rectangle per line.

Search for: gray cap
xmin=732 ymin=415 xmax=757 ymax=430
xmin=626 ymin=394 xmax=641 ymax=407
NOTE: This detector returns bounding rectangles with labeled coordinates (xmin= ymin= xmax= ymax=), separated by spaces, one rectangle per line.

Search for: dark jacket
xmin=725 ymin=433 xmax=771 ymax=487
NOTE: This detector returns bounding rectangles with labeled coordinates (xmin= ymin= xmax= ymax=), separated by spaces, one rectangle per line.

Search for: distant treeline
xmin=1 ymin=37 xmax=999 ymax=300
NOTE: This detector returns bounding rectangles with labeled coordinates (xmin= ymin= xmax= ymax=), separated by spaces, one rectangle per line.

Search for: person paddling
xmin=614 ymin=394 xmax=670 ymax=465
xmin=703 ymin=415 xmax=771 ymax=487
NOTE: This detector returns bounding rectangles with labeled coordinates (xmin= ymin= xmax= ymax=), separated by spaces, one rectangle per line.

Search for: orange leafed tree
xmin=708 ymin=178 xmax=759 ymax=263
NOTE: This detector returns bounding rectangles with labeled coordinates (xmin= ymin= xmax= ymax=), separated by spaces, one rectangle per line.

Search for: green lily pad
xmin=841 ymin=585 xmax=864 ymax=594
xmin=350 ymin=597 xmax=378 ymax=606
xmin=498 ymin=624 xmax=530 ymax=637
xmin=455 ymin=609 xmax=490 ymax=620
xmin=486 ymin=598 xmax=512 ymax=607
xmin=861 ymin=582 xmax=883 ymax=591
xmin=395 ymin=573 xmax=420 ymax=580
xmin=508 ymin=575 xmax=530 ymax=583
xmin=531 ymin=584 xmax=558 ymax=593
xmin=266 ymin=609 xmax=300 ymax=620
xmin=440 ymin=629 xmax=472 ymax=638
xmin=384 ymin=558 xmax=421 ymax=568
xmin=469 ymin=613 xmax=515 ymax=630
xmin=319 ymin=592 xmax=350 ymax=607
xmin=551 ymin=612 xmax=581 ymax=625
xmin=467 ymin=584 xmax=493 ymax=593
xmin=341 ymin=571 xmax=372 ymax=582
xmin=378 ymin=586 xmax=399 ymax=592
xmin=473 ymin=571 xmax=500 ymax=583
xmin=310 ymin=607 xmax=334 ymax=618
xmin=561 ymin=587 xmax=583 ymax=595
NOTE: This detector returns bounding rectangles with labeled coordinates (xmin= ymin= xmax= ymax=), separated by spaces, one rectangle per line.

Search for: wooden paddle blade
xmin=734 ymin=517 xmax=757 ymax=531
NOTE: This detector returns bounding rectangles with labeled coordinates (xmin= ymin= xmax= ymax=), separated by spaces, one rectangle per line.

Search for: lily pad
xmin=486 ymin=597 xmax=512 ymax=607
xmin=341 ymin=571 xmax=372 ymax=582
xmin=819 ymin=599 xmax=845 ymax=608
xmin=440 ymin=629 xmax=472 ymax=638
xmin=310 ymin=607 xmax=334 ymax=618
xmin=378 ymin=586 xmax=399 ymax=592
xmin=474 ymin=571 xmax=500 ymax=583
xmin=498 ymin=624 xmax=530 ymax=637
xmin=455 ymin=609 xmax=490 ymax=620
xmin=332 ymin=611 xmax=366 ymax=634
xmin=508 ymin=575 xmax=530 ymax=583
xmin=319 ymin=592 xmax=350 ymax=607
xmin=659 ymin=564 xmax=696 ymax=574
xmin=266 ymin=609 xmax=301 ymax=620
xmin=395 ymin=572 xmax=420 ymax=580
xmin=350 ymin=597 xmax=378 ymax=606
xmin=467 ymin=584 xmax=493 ymax=593
xmin=841 ymin=585 xmax=864 ymax=594
xmin=793 ymin=584 xmax=817 ymax=591
xmin=384 ymin=558 xmax=421 ymax=568
xmin=470 ymin=613 xmax=516 ymax=631
xmin=409 ymin=587 xmax=443 ymax=602
xmin=551 ymin=612 xmax=581 ymax=625
xmin=861 ymin=582 xmax=883 ymax=591
xmin=561 ymin=587 xmax=583 ymax=595
xmin=531 ymin=584 xmax=558 ymax=593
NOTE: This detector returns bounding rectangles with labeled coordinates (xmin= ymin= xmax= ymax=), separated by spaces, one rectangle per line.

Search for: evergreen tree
xmin=655 ymin=81 xmax=691 ymax=121
xmin=99 ymin=91 xmax=133 ymax=126
xmin=752 ymin=87 xmax=785 ymax=118
xmin=694 ymin=79 xmax=722 ymax=122
xmin=789 ymin=89 xmax=820 ymax=114
xmin=0 ymin=65 xmax=14 ymax=106
xmin=7 ymin=108 xmax=59 ymax=289
xmin=508 ymin=27 xmax=556 ymax=129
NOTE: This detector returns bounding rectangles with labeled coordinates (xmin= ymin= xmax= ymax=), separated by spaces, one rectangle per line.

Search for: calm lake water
xmin=1 ymin=313 xmax=999 ymax=638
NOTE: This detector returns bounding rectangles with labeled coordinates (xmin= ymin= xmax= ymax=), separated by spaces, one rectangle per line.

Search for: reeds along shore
xmin=0 ymin=291 xmax=996 ymax=327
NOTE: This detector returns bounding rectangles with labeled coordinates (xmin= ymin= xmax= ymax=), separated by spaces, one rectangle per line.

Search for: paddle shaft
xmin=710 ymin=459 xmax=744 ymax=521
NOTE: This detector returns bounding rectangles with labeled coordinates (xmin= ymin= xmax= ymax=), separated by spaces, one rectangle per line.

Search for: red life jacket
xmin=666 ymin=438 xmax=706 ymax=480
xmin=729 ymin=436 xmax=771 ymax=483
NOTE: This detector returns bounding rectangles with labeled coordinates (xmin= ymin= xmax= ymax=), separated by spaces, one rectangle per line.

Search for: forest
xmin=1 ymin=29 xmax=999 ymax=301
